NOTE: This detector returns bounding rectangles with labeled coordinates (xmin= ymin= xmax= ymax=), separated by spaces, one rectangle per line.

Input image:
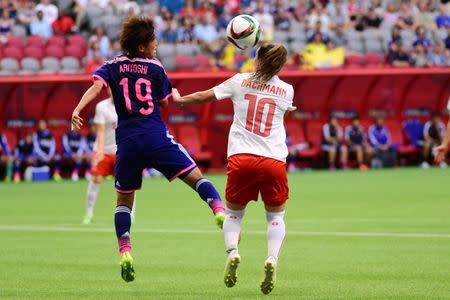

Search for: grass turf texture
xmin=0 ymin=168 xmax=449 ymax=299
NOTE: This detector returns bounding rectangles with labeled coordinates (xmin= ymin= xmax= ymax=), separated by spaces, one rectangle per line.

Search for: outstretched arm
xmin=435 ymin=120 xmax=450 ymax=162
xmin=71 ymin=80 xmax=104 ymax=130
xmin=172 ymin=88 xmax=217 ymax=106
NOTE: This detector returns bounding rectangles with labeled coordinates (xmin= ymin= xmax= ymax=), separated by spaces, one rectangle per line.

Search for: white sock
xmin=86 ymin=181 xmax=100 ymax=217
xmin=266 ymin=210 xmax=286 ymax=263
xmin=131 ymin=193 xmax=137 ymax=218
xmin=223 ymin=208 xmax=245 ymax=253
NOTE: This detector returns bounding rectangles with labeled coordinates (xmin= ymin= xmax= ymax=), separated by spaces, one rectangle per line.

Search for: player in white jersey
xmin=82 ymin=97 xmax=136 ymax=224
xmin=172 ymin=42 xmax=294 ymax=294
xmin=434 ymin=100 xmax=450 ymax=163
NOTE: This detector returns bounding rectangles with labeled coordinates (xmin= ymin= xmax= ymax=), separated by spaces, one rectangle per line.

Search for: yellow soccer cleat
xmin=260 ymin=257 xmax=277 ymax=295
xmin=120 ymin=251 xmax=135 ymax=282
xmin=223 ymin=250 xmax=240 ymax=288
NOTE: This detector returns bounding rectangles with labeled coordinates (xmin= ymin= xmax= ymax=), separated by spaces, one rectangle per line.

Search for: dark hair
xmin=251 ymin=42 xmax=287 ymax=83
xmin=119 ymin=16 xmax=155 ymax=57
xmin=352 ymin=115 xmax=360 ymax=121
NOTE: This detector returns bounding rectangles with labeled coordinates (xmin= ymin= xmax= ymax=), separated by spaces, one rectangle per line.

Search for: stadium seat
xmin=302 ymin=121 xmax=323 ymax=159
xmin=48 ymin=36 xmax=66 ymax=48
xmin=60 ymin=56 xmax=81 ymax=74
xmin=385 ymin=119 xmax=418 ymax=155
xmin=365 ymin=52 xmax=383 ymax=67
xmin=176 ymin=124 xmax=212 ymax=162
xmin=348 ymin=40 xmax=365 ymax=54
xmin=365 ymin=39 xmax=384 ymax=54
xmin=19 ymin=57 xmax=41 ymax=75
xmin=0 ymin=58 xmax=20 ymax=75
xmin=40 ymin=57 xmax=60 ymax=74
xmin=285 ymin=119 xmax=318 ymax=159
xmin=3 ymin=46 xmax=24 ymax=61
xmin=345 ymin=54 xmax=365 ymax=67
xmin=194 ymin=55 xmax=211 ymax=71
xmin=67 ymin=35 xmax=85 ymax=46
xmin=157 ymin=43 xmax=176 ymax=58
xmin=7 ymin=36 xmax=24 ymax=48
xmin=288 ymin=28 xmax=306 ymax=42
xmin=45 ymin=46 xmax=65 ymax=60
xmin=289 ymin=41 xmax=306 ymax=54
xmin=175 ymin=55 xmax=195 ymax=71
xmin=273 ymin=30 xmax=289 ymax=44
xmin=175 ymin=44 xmax=198 ymax=56
xmin=12 ymin=25 xmax=27 ymax=37
xmin=24 ymin=46 xmax=45 ymax=61
xmin=161 ymin=56 xmax=176 ymax=71
xmin=65 ymin=45 xmax=85 ymax=60
xmin=27 ymin=36 xmax=45 ymax=47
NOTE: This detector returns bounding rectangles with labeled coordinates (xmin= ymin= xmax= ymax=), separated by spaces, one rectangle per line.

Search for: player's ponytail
xmin=251 ymin=42 xmax=287 ymax=83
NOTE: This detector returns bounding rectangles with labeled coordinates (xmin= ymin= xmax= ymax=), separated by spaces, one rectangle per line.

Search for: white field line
xmin=0 ymin=224 xmax=449 ymax=239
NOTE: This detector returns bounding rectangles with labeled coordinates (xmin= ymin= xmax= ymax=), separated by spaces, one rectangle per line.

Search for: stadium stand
xmin=0 ymin=0 xmax=447 ymax=74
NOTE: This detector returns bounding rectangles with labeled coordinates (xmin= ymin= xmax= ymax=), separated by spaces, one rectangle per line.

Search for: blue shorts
xmin=115 ymin=131 xmax=197 ymax=193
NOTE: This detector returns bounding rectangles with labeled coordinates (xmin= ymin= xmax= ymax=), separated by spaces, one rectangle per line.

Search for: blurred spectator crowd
xmin=0 ymin=0 xmax=448 ymax=74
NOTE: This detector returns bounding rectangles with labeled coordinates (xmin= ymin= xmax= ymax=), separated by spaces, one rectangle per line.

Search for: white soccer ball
xmin=226 ymin=15 xmax=261 ymax=50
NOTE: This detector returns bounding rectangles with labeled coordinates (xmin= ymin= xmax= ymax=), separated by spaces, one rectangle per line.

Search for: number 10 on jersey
xmin=244 ymin=93 xmax=276 ymax=137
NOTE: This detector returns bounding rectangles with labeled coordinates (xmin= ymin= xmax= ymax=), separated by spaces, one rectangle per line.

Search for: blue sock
xmin=195 ymin=179 xmax=225 ymax=214
xmin=114 ymin=205 xmax=132 ymax=254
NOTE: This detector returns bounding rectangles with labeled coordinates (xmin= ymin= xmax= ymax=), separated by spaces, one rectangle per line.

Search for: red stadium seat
xmin=384 ymin=119 xmax=418 ymax=155
xmin=175 ymin=55 xmax=194 ymax=71
xmin=345 ymin=54 xmax=365 ymax=68
xmin=24 ymin=46 xmax=45 ymax=61
xmin=67 ymin=34 xmax=85 ymax=46
xmin=302 ymin=121 xmax=323 ymax=158
xmin=3 ymin=46 xmax=23 ymax=61
xmin=366 ymin=52 xmax=383 ymax=67
xmin=65 ymin=45 xmax=85 ymax=60
xmin=50 ymin=126 xmax=68 ymax=154
xmin=194 ymin=55 xmax=211 ymax=71
xmin=27 ymin=35 xmax=45 ymax=47
xmin=45 ymin=46 xmax=64 ymax=60
xmin=285 ymin=119 xmax=318 ymax=159
xmin=7 ymin=36 xmax=24 ymax=48
xmin=176 ymin=124 xmax=212 ymax=162
xmin=47 ymin=36 xmax=66 ymax=47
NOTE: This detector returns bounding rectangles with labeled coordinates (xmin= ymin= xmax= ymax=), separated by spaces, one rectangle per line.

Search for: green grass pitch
xmin=1 ymin=168 xmax=449 ymax=299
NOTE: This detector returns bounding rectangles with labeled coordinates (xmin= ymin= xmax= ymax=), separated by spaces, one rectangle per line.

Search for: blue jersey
xmin=93 ymin=55 xmax=172 ymax=143
xmin=33 ymin=129 xmax=55 ymax=158
xmin=0 ymin=133 xmax=11 ymax=156
xmin=63 ymin=131 xmax=84 ymax=155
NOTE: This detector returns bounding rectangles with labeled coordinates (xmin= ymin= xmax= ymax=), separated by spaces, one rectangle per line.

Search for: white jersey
xmin=213 ymin=73 xmax=295 ymax=162
xmin=93 ymin=98 xmax=117 ymax=154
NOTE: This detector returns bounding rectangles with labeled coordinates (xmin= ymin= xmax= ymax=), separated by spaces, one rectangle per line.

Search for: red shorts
xmin=226 ymin=154 xmax=289 ymax=207
xmin=91 ymin=152 xmax=115 ymax=177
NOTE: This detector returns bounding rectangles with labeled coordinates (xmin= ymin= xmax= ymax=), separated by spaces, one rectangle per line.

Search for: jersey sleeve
xmin=213 ymin=74 xmax=240 ymax=100
xmin=93 ymin=103 xmax=106 ymax=125
xmin=93 ymin=64 xmax=109 ymax=87
xmin=154 ymin=68 xmax=173 ymax=104
xmin=286 ymin=85 xmax=296 ymax=112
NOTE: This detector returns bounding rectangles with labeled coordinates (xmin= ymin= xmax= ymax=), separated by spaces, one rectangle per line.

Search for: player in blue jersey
xmin=13 ymin=133 xmax=36 ymax=182
xmin=33 ymin=120 xmax=61 ymax=181
xmin=0 ymin=132 xmax=13 ymax=181
xmin=62 ymin=130 xmax=86 ymax=181
xmin=70 ymin=16 xmax=225 ymax=282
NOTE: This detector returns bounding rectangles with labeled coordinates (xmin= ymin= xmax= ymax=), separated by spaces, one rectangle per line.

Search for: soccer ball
xmin=226 ymin=15 xmax=261 ymax=50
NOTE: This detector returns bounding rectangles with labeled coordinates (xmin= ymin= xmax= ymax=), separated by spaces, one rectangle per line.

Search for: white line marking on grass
xmin=0 ymin=224 xmax=449 ymax=239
